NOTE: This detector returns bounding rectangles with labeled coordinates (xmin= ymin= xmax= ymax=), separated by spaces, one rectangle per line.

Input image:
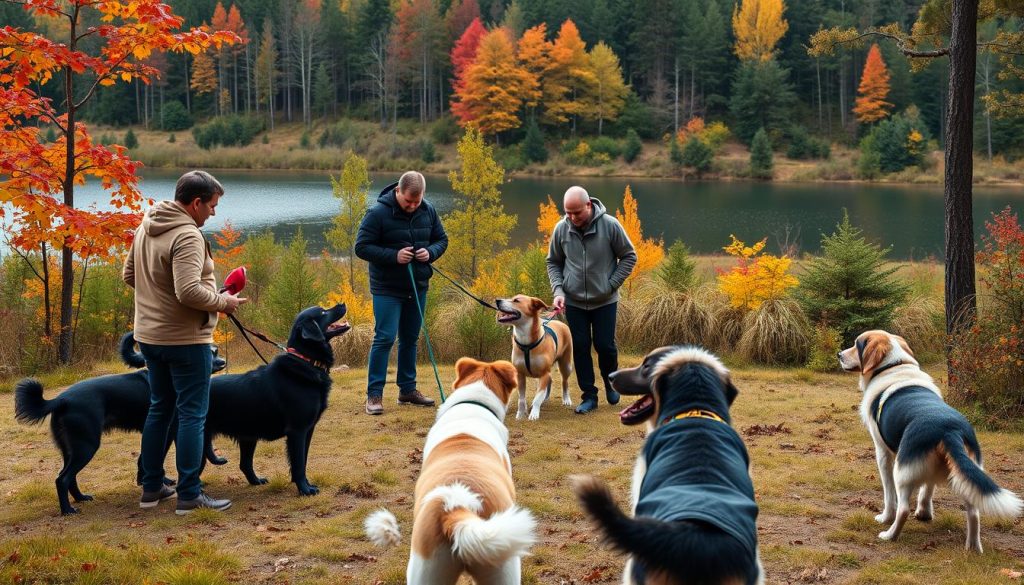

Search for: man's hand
xmin=221 ymin=293 xmax=248 ymax=315
xmin=414 ymin=248 xmax=430 ymax=262
xmin=552 ymin=295 xmax=565 ymax=312
xmin=397 ymin=246 xmax=415 ymax=264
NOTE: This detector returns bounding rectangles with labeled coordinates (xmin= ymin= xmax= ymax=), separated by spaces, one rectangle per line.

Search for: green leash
xmin=408 ymin=263 xmax=446 ymax=404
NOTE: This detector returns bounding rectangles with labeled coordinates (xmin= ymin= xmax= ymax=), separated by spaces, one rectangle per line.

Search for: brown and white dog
xmin=495 ymin=294 xmax=574 ymax=420
xmin=839 ymin=330 xmax=1022 ymax=552
xmin=364 ymin=358 xmax=537 ymax=584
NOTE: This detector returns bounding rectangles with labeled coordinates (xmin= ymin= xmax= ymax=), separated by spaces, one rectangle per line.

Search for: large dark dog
xmin=197 ymin=303 xmax=349 ymax=496
xmin=14 ymin=335 xmax=226 ymax=515
xmin=573 ymin=346 xmax=763 ymax=585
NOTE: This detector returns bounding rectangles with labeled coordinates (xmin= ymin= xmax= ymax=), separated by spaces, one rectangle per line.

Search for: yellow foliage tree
xmin=537 ymin=195 xmax=562 ymax=245
xmin=325 ymin=278 xmax=374 ymax=327
xmin=717 ymin=235 xmax=798 ymax=310
xmin=444 ymin=128 xmax=517 ymax=280
xmin=326 ymin=153 xmax=371 ymax=290
xmin=542 ymin=19 xmax=596 ymax=126
xmin=614 ymin=186 xmax=664 ymax=283
xmin=455 ymin=27 xmax=534 ymax=135
xmin=517 ymin=23 xmax=550 ymax=112
xmin=732 ymin=0 xmax=789 ymax=62
xmin=191 ymin=47 xmax=218 ymax=95
xmin=584 ymin=41 xmax=628 ymax=135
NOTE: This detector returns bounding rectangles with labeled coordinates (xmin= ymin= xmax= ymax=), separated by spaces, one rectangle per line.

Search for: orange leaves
xmin=454 ymin=27 xmax=535 ymax=135
xmin=853 ymin=43 xmax=893 ymax=124
xmin=615 ymin=186 xmax=663 ymax=282
xmin=537 ymin=195 xmax=561 ymax=245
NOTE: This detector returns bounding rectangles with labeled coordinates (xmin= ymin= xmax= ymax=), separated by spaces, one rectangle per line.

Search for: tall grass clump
xmin=889 ymin=294 xmax=945 ymax=360
xmin=737 ymin=297 xmax=811 ymax=365
xmin=806 ymin=324 xmax=843 ymax=372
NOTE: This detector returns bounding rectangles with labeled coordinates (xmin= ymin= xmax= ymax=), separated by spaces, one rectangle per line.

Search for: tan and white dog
xmin=839 ymin=330 xmax=1022 ymax=552
xmin=495 ymin=294 xmax=573 ymax=420
xmin=364 ymin=358 xmax=537 ymax=584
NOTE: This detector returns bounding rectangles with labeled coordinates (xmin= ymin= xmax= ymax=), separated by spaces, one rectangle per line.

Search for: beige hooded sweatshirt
xmin=123 ymin=201 xmax=228 ymax=345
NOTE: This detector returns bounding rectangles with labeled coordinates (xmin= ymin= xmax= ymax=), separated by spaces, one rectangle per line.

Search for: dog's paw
xmin=528 ymin=411 xmax=540 ymax=421
xmin=516 ymin=409 xmax=527 ymax=420
xmin=562 ymin=397 xmax=573 ymax=406
xmin=298 ymin=484 xmax=319 ymax=496
xmin=246 ymin=476 xmax=268 ymax=486
xmin=61 ymin=506 xmax=80 ymax=515
xmin=874 ymin=512 xmax=894 ymax=524
xmin=73 ymin=493 xmax=93 ymax=502
xmin=914 ymin=510 xmax=933 ymax=522
xmin=878 ymin=529 xmax=897 ymax=541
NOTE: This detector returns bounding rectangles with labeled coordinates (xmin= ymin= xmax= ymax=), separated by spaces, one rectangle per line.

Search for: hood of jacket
xmin=570 ymin=197 xmax=608 ymax=234
xmin=143 ymin=200 xmax=198 ymax=237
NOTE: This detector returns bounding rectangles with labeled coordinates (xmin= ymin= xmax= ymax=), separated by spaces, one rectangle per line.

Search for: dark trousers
xmin=565 ymin=302 xmax=619 ymax=401
xmin=139 ymin=342 xmax=213 ymax=500
xmin=367 ymin=291 xmax=427 ymax=398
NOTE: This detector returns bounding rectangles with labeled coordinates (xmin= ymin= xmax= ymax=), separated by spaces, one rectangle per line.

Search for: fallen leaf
xmin=81 ymin=562 xmax=96 ymax=572
xmin=1000 ymin=568 xmax=1023 ymax=579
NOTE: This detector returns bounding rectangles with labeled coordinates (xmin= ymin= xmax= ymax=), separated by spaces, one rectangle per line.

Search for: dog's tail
xmin=119 ymin=332 xmax=146 ymax=369
xmin=14 ymin=379 xmax=60 ymax=424
xmin=425 ymin=482 xmax=536 ymax=567
xmin=364 ymin=509 xmax=402 ymax=548
xmin=572 ymin=475 xmax=756 ymax=583
xmin=942 ymin=432 xmax=1023 ymax=519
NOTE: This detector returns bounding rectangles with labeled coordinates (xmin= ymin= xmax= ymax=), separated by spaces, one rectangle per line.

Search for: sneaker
xmin=365 ymin=395 xmax=384 ymax=415
xmin=606 ymin=387 xmax=621 ymax=406
xmin=397 ymin=390 xmax=435 ymax=407
xmin=139 ymin=485 xmax=176 ymax=508
xmin=175 ymin=492 xmax=231 ymax=515
xmin=574 ymin=397 xmax=598 ymax=414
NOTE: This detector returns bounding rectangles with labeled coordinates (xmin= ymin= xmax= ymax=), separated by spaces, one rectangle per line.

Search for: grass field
xmin=1 ymin=357 xmax=1022 ymax=584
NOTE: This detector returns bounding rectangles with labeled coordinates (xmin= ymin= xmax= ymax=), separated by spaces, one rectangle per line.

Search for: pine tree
xmin=313 ymin=62 xmax=332 ymax=119
xmin=795 ymin=210 xmax=910 ymax=344
xmin=732 ymin=0 xmax=788 ymax=62
xmin=265 ymin=230 xmax=327 ymax=338
xmin=623 ymin=129 xmax=642 ymax=163
xmin=749 ymin=127 xmax=773 ymax=179
xmin=123 ymin=129 xmax=138 ymax=149
xmin=730 ymin=59 xmax=796 ymax=142
xmin=255 ymin=19 xmax=278 ymax=128
xmin=658 ymin=240 xmax=697 ymax=293
xmin=521 ymin=118 xmax=548 ymax=163
xmin=680 ymin=136 xmax=713 ymax=176
xmin=853 ymin=43 xmax=893 ymax=124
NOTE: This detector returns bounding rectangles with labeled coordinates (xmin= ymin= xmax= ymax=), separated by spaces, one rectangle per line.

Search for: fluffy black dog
xmin=14 ymin=335 xmax=226 ymax=515
xmin=199 ymin=303 xmax=349 ymax=496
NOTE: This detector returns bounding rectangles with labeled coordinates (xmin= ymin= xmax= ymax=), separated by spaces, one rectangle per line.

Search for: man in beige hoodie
xmin=123 ymin=170 xmax=246 ymax=515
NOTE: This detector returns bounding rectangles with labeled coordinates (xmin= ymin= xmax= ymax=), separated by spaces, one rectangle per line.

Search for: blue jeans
xmin=367 ymin=291 xmax=426 ymax=398
xmin=139 ymin=342 xmax=213 ymax=500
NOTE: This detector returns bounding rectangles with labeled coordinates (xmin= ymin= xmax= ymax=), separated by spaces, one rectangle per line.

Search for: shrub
xmin=123 ymin=128 xmax=138 ymax=149
xmin=300 ymin=130 xmax=312 ymax=149
xmin=589 ymin=135 xmax=621 ymax=159
xmin=669 ymin=135 xmax=684 ymax=165
xmin=717 ymin=235 xmax=798 ymax=311
xmin=787 ymin=126 xmax=829 ymax=160
xmin=794 ymin=210 xmax=909 ymax=344
xmin=749 ymin=128 xmax=773 ymax=179
xmin=859 ymin=108 xmax=930 ymax=174
xmin=168 ymin=133 xmax=176 ymax=143
xmin=737 ymin=297 xmax=811 ymax=366
xmin=431 ymin=115 xmax=460 ymax=145
xmin=623 ymin=129 xmax=642 ymax=163
xmin=680 ymin=136 xmax=713 ymax=176
xmin=192 ymin=115 xmax=265 ymax=149
xmin=421 ymin=140 xmax=436 ymax=163
xmin=521 ymin=119 xmax=548 ymax=163
xmin=619 ymin=281 xmax=722 ymax=353
xmin=806 ymin=324 xmax=843 ymax=372
xmin=159 ymin=100 xmax=191 ymax=131
xmin=857 ymin=134 xmax=882 ymax=179
xmin=505 ymin=246 xmax=550 ymax=300
xmin=657 ymin=240 xmax=697 ymax=293
xmin=565 ymin=140 xmax=608 ymax=165
xmin=43 ymin=126 xmax=57 ymax=143
xmin=700 ymin=121 xmax=731 ymax=153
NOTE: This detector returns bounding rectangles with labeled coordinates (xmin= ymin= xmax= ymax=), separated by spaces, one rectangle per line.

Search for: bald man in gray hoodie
xmin=547 ymin=186 xmax=637 ymax=414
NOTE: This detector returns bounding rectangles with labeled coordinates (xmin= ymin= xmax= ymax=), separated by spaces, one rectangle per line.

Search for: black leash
xmin=429 ymin=264 xmax=499 ymax=311
xmin=226 ymin=313 xmax=286 ymax=365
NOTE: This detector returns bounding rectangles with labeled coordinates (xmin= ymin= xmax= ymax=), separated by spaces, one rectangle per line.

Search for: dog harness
xmin=515 ymin=325 xmax=558 ymax=376
xmin=660 ymin=408 xmax=727 ymax=427
xmin=286 ymin=347 xmax=330 ymax=372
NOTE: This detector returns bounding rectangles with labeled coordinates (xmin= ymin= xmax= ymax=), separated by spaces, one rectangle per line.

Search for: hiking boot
xmin=398 ymin=390 xmax=435 ymax=407
xmin=365 ymin=395 xmax=384 ymax=415
xmin=575 ymin=397 xmax=598 ymax=414
xmin=175 ymin=492 xmax=231 ymax=515
xmin=139 ymin=485 xmax=176 ymax=509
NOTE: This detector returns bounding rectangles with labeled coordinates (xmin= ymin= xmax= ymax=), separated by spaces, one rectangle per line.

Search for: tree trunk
xmin=944 ymin=0 xmax=979 ymax=348
xmin=58 ymin=10 xmax=78 ymax=364
xmin=185 ymin=54 xmax=191 ymax=113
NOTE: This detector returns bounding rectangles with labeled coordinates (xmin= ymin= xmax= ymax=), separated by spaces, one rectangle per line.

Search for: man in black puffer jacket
xmin=355 ymin=171 xmax=448 ymax=415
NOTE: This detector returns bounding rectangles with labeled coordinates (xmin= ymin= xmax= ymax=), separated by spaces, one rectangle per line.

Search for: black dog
xmin=198 ymin=303 xmax=349 ymax=496
xmin=14 ymin=335 xmax=226 ymax=515
xmin=573 ymin=346 xmax=763 ymax=585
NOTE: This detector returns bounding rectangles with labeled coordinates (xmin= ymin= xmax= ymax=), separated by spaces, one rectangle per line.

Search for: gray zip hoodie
xmin=546 ymin=197 xmax=637 ymax=310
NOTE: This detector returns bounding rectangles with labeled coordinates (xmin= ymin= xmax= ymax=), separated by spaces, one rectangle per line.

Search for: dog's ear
xmin=894 ymin=335 xmax=915 ymax=358
xmin=861 ymin=334 xmax=891 ymax=375
xmin=723 ymin=377 xmax=739 ymax=405
xmin=454 ymin=357 xmax=483 ymax=387
xmin=486 ymin=360 xmax=518 ymax=401
xmin=300 ymin=319 xmax=325 ymax=342
xmin=530 ymin=297 xmax=548 ymax=313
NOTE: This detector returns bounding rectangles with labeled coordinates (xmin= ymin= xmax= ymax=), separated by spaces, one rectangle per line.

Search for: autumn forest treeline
xmin=4 ymin=0 xmax=1024 ymax=158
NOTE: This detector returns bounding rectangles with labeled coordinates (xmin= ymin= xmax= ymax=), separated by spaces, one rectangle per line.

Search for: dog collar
xmin=286 ymin=348 xmax=329 ymax=372
xmin=868 ymin=361 xmax=901 ymax=381
xmin=661 ymin=409 xmax=726 ymax=427
xmin=514 ymin=325 xmax=558 ymax=376
xmin=452 ymin=399 xmax=501 ymax=419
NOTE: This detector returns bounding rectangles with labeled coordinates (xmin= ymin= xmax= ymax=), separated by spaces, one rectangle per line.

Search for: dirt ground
xmin=1 ymin=360 xmax=1022 ymax=584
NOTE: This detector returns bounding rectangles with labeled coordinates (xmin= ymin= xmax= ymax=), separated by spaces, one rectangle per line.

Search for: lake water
xmin=40 ymin=168 xmax=1024 ymax=259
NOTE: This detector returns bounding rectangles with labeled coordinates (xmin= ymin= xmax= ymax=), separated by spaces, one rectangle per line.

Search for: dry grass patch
xmin=1 ymin=361 xmax=1022 ymax=583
